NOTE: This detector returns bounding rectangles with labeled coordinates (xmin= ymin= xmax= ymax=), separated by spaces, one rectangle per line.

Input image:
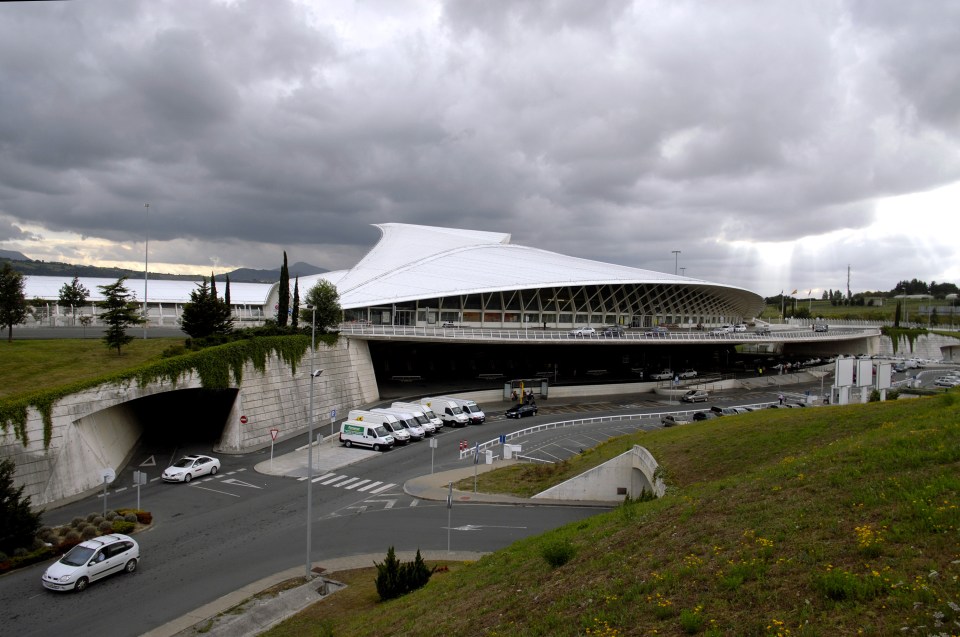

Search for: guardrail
xmin=457 ymin=403 xmax=776 ymax=460
xmin=340 ymin=324 xmax=880 ymax=343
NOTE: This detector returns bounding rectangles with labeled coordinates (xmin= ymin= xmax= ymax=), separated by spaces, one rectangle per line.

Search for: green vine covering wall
xmin=0 ymin=335 xmax=323 ymax=450
xmin=880 ymin=326 xmax=928 ymax=354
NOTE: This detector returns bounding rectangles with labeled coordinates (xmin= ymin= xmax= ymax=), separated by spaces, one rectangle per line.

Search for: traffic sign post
xmin=429 ymin=436 xmax=438 ymax=473
xmin=446 ymin=482 xmax=453 ymax=553
xmin=100 ymin=467 xmax=115 ymax=516
xmin=473 ymin=443 xmax=480 ymax=493
xmin=269 ymin=428 xmax=279 ymax=468
xmin=132 ymin=470 xmax=148 ymax=509
xmin=330 ymin=409 xmax=337 ymax=438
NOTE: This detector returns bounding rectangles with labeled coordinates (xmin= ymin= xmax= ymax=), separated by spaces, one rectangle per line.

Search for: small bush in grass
xmin=124 ymin=513 xmax=138 ymax=523
xmin=91 ymin=516 xmax=104 ymax=527
xmin=112 ymin=520 xmax=135 ymax=534
xmin=81 ymin=525 xmax=98 ymax=540
xmin=374 ymin=547 xmax=435 ymax=601
xmin=13 ymin=547 xmax=28 ymax=558
xmin=105 ymin=510 xmax=117 ymax=521
xmin=0 ymin=551 xmax=7 ymax=562
xmin=86 ymin=513 xmax=98 ymax=523
xmin=98 ymin=520 xmax=114 ymax=533
xmin=63 ymin=529 xmax=80 ymax=543
xmin=679 ymin=606 xmax=705 ymax=634
xmin=71 ymin=517 xmax=85 ymax=528
xmin=541 ymin=539 xmax=577 ymax=568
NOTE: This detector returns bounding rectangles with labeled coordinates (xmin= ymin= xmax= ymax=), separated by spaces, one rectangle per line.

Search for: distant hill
xmin=0 ymin=249 xmax=29 ymax=261
xmin=0 ymin=257 xmax=327 ymax=283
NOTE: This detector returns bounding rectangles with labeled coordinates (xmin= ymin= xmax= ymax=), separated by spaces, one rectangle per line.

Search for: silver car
xmin=42 ymin=534 xmax=139 ymax=592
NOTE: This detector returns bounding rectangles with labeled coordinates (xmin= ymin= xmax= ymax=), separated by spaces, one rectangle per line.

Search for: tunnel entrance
xmin=131 ymin=388 xmax=239 ymax=446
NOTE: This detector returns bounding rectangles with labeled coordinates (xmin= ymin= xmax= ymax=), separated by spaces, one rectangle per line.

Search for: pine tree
xmin=375 ymin=546 xmax=404 ymax=601
xmin=277 ymin=252 xmax=289 ymax=327
xmin=0 ymin=457 xmax=42 ymax=555
xmin=98 ymin=278 xmax=145 ymax=354
xmin=179 ymin=277 xmax=233 ymax=339
xmin=210 ymin=271 xmax=218 ymax=300
xmin=224 ymin=274 xmax=231 ymax=309
xmin=0 ymin=263 xmax=28 ymax=343
xmin=58 ymin=276 xmax=90 ymax=325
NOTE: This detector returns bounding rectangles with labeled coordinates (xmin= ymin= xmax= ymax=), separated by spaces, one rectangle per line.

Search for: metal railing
xmin=340 ymin=323 xmax=880 ymax=343
xmin=458 ymin=403 xmax=775 ymax=460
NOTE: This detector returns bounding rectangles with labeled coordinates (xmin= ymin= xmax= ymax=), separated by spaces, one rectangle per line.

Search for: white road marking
xmin=320 ymin=474 xmax=347 ymax=485
xmin=220 ymin=478 xmax=262 ymax=489
xmin=369 ymin=483 xmax=396 ymax=494
xmin=344 ymin=479 xmax=371 ymax=490
xmin=192 ymin=485 xmax=241 ymax=497
xmin=332 ymin=477 xmax=361 ymax=487
xmin=364 ymin=499 xmax=396 ymax=509
xmin=356 ymin=481 xmax=382 ymax=492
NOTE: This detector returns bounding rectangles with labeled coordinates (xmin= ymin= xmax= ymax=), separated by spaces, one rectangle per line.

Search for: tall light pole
xmin=143 ymin=203 xmax=150 ymax=339
xmin=679 ymin=267 xmax=686 ymax=277
xmin=305 ymin=305 xmax=323 ymax=578
xmin=672 ymin=250 xmax=681 ymax=275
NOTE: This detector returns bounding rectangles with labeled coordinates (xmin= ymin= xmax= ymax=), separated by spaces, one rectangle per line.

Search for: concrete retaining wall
xmin=2 ymin=337 xmax=379 ymax=509
xmin=533 ymin=445 xmax=664 ymax=503
xmin=878 ymin=333 xmax=960 ymax=361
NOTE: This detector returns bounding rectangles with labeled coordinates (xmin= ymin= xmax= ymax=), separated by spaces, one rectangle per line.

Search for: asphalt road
xmin=2 ymin=371 xmax=949 ymax=637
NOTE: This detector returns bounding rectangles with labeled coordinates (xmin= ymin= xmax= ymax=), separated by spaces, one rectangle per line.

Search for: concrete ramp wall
xmin=532 ymin=445 xmax=664 ymax=503
xmin=3 ymin=337 xmax=380 ymax=509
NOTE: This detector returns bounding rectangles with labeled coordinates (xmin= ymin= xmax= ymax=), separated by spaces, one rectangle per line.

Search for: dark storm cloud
xmin=0 ymin=0 xmax=957 ymax=293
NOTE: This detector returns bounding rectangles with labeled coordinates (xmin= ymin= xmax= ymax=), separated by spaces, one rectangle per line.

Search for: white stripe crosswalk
xmin=299 ymin=473 xmax=396 ymax=494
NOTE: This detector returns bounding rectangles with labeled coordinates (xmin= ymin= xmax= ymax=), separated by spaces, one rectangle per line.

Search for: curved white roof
xmin=314 ymin=223 xmax=765 ymax=318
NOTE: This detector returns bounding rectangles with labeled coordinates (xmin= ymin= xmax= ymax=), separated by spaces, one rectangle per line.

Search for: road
xmin=1 ymin=370 xmax=948 ymax=637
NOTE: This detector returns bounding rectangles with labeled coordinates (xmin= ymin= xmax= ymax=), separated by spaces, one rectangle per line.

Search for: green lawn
xmin=263 ymin=393 xmax=960 ymax=636
xmin=0 ymin=338 xmax=183 ymax=399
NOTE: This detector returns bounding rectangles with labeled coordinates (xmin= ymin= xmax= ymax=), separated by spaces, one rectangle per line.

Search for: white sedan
xmin=568 ymin=326 xmax=596 ymax=337
xmin=162 ymin=454 xmax=221 ymax=483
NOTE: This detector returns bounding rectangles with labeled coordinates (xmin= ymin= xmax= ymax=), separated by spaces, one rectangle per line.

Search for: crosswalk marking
xmin=344 ymin=479 xmax=371 ymax=490
xmin=332 ymin=476 xmax=361 ymax=487
xmin=369 ymin=482 xmax=396 ymax=494
xmin=357 ymin=481 xmax=382 ymax=492
xmin=312 ymin=472 xmax=336 ymax=483
xmin=321 ymin=474 xmax=347 ymax=485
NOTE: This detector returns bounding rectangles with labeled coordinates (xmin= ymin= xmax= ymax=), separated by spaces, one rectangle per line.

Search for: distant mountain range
xmin=0 ymin=252 xmax=327 ymax=284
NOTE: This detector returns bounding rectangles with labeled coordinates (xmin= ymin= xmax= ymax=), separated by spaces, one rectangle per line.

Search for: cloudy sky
xmin=1 ymin=0 xmax=958 ymax=297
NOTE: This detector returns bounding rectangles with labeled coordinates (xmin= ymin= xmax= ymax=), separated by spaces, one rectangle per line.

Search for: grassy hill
xmin=267 ymin=394 xmax=960 ymax=636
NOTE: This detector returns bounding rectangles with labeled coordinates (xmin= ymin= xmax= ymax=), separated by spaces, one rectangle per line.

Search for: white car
xmin=732 ymin=324 xmax=747 ymax=332
xmin=710 ymin=325 xmax=733 ymax=335
xmin=651 ymin=369 xmax=674 ymax=380
xmin=678 ymin=369 xmax=698 ymax=379
xmin=162 ymin=454 xmax=221 ymax=483
xmin=42 ymin=534 xmax=139 ymax=592
xmin=568 ymin=326 xmax=596 ymax=337
xmin=934 ymin=377 xmax=960 ymax=387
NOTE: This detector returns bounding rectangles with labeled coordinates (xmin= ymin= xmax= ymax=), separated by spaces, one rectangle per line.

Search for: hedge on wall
xmin=0 ymin=335 xmax=330 ymax=449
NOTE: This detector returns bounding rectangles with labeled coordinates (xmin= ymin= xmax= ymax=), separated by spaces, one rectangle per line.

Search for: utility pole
xmin=847 ymin=264 xmax=851 ymax=305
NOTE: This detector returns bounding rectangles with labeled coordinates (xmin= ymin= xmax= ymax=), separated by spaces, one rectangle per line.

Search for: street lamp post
xmin=143 ymin=203 xmax=150 ymax=339
xmin=672 ymin=250 xmax=681 ymax=275
xmin=305 ymin=305 xmax=323 ymax=578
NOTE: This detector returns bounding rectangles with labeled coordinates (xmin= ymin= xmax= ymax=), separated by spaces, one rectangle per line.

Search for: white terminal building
xmin=22 ymin=223 xmax=765 ymax=330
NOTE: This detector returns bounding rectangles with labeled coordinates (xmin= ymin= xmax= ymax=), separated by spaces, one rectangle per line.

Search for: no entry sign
xmin=240 ymin=415 xmax=248 ymax=424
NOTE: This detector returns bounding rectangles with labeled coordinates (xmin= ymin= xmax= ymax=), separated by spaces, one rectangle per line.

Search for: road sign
xmin=330 ymin=409 xmax=337 ymax=419
xmin=459 ymin=440 xmax=467 ymax=451
xmin=240 ymin=415 xmax=248 ymax=424
xmin=499 ymin=434 xmax=506 ymax=444
xmin=270 ymin=428 xmax=279 ymax=441
xmin=100 ymin=467 xmax=116 ymax=484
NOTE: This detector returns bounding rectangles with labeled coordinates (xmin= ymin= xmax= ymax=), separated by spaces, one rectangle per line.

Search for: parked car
xmin=682 ymin=389 xmax=709 ymax=403
xmin=710 ymin=325 xmax=733 ymax=335
xmin=600 ymin=326 xmax=625 ymax=337
xmin=754 ymin=326 xmax=771 ymax=335
xmin=440 ymin=322 xmax=459 ymax=328
xmin=661 ymin=414 xmax=689 ymax=427
xmin=678 ymin=369 xmax=698 ymax=379
xmin=692 ymin=411 xmax=717 ymax=421
xmin=645 ymin=326 xmax=669 ymax=336
xmin=813 ymin=323 xmax=829 ymax=332
xmin=505 ymin=403 xmax=538 ymax=418
xmin=568 ymin=326 xmax=596 ymax=337
xmin=934 ymin=377 xmax=960 ymax=387
xmin=732 ymin=324 xmax=747 ymax=332
xmin=651 ymin=369 xmax=674 ymax=381
xmin=42 ymin=534 xmax=139 ymax=592
xmin=162 ymin=454 xmax=220 ymax=483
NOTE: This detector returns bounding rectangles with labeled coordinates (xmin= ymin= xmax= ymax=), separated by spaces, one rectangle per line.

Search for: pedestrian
xmin=778 ymin=393 xmax=784 ymax=405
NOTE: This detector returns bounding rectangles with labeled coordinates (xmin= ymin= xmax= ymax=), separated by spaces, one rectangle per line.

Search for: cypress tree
xmin=224 ymin=274 xmax=231 ymax=308
xmin=291 ymin=277 xmax=300 ymax=329
xmin=277 ymin=252 xmax=289 ymax=327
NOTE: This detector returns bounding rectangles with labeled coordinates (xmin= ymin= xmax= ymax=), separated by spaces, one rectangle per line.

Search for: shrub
xmin=90 ymin=516 xmax=104 ymax=527
xmin=86 ymin=513 xmax=98 ymax=523
xmin=63 ymin=530 xmax=80 ymax=543
xmin=71 ymin=517 xmax=85 ymax=529
xmin=80 ymin=525 xmax=98 ymax=540
xmin=13 ymin=547 xmax=28 ymax=558
xmin=111 ymin=520 xmax=135 ymax=534
xmin=105 ymin=510 xmax=117 ymax=521
xmin=541 ymin=539 xmax=577 ymax=568
xmin=0 ymin=551 xmax=7 ymax=562
xmin=98 ymin=520 xmax=114 ymax=533
xmin=374 ymin=547 xmax=435 ymax=601
xmin=124 ymin=513 xmax=138 ymax=523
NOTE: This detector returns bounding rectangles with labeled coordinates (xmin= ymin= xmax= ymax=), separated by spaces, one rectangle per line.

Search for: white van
xmin=386 ymin=404 xmax=437 ymax=435
xmin=339 ymin=420 xmax=394 ymax=451
xmin=372 ymin=407 xmax=428 ymax=439
xmin=347 ymin=410 xmax=411 ymax=445
xmin=437 ymin=397 xmax=486 ymax=425
xmin=421 ymin=397 xmax=469 ymax=428
xmin=392 ymin=401 xmax=443 ymax=431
